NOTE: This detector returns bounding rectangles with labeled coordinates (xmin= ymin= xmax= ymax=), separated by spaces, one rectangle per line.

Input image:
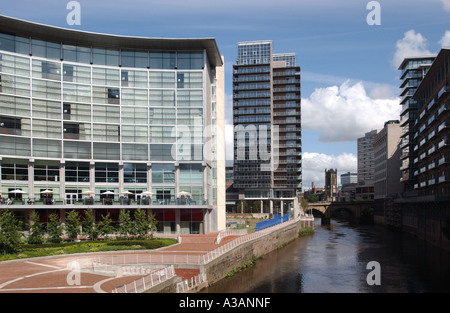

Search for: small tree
xmin=28 ymin=211 xmax=45 ymax=244
xmin=148 ymin=213 xmax=158 ymax=238
xmin=119 ymin=209 xmax=133 ymax=239
xmin=252 ymin=200 xmax=261 ymax=213
xmin=65 ymin=210 xmax=81 ymax=241
xmin=300 ymin=198 xmax=310 ymax=215
xmin=307 ymin=194 xmax=318 ymax=203
xmin=134 ymin=208 xmax=149 ymax=238
xmin=0 ymin=210 xmax=22 ymax=254
xmin=83 ymin=208 xmax=99 ymax=241
xmin=98 ymin=213 xmax=114 ymax=240
xmin=47 ymin=213 xmax=63 ymax=243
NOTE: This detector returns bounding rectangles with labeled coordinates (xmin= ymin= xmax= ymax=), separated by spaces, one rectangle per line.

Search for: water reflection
xmin=201 ymin=219 xmax=450 ymax=293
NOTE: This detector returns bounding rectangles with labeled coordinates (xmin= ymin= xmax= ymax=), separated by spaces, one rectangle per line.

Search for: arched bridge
xmin=304 ymin=201 xmax=375 ymax=224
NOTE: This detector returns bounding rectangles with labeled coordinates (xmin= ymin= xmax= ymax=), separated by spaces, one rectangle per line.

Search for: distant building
xmin=357 ymin=130 xmax=378 ymax=200
xmin=373 ymin=120 xmax=403 ymax=200
xmin=324 ymin=169 xmax=338 ymax=202
xmin=339 ymin=172 xmax=357 ymax=202
xmin=341 ymin=172 xmax=358 ymax=186
xmin=303 ymin=182 xmax=325 ymax=201
xmin=358 ymin=130 xmax=379 ymax=184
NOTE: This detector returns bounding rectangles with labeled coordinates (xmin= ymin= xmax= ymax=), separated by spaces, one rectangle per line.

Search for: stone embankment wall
xmin=200 ymin=218 xmax=314 ymax=287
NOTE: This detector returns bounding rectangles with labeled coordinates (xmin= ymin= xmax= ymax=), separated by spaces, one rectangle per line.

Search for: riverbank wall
xmin=374 ymin=198 xmax=450 ymax=252
xmin=196 ymin=216 xmax=314 ymax=289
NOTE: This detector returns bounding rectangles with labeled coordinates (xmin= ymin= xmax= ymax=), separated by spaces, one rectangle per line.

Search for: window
xmin=95 ymin=163 xmax=119 ymax=183
xmin=92 ymin=48 xmax=119 ymax=67
xmin=63 ymin=122 xmax=80 ymax=140
xmin=123 ymin=163 xmax=147 ymax=183
xmin=177 ymin=51 xmax=203 ymax=69
xmin=179 ymin=164 xmax=203 ymax=184
xmin=121 ymin=50 xmax=148 ymax=68
xmin=92 ymin=143 xmax=120 ymax=160
xmin=1 ymin=159 xmax=28 ymax=180
xmin=149 ymin=71 xmax=175 ymax=88
xmin=108 ymin=88 xmax=120 ymax=104
xmin=40 ymin=61 xmax=61 ymax=81
xmin=31 ymin=39 xmax=60 ymax=60
xmin=149 ymin=52 xmax=176 ymax=69
xmin=34 ymin=161 xmax=59 ymax=182
xmin=176 ymin=72 xmax=202 ymax=89
xmin=151 ymin=163 xmax=175 ymax=184
xmin=63 ymin=140 xmax=91 ymax=159
xmin=65 ymin=162 xmax=90 ymax=182
xmin=150 ymin=144 xmax=175 ymax=161
xmin=0 ymin=116 xmax=21 ymax=135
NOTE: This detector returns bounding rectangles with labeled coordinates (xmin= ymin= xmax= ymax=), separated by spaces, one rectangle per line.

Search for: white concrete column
xmin=59 ymin=160 xmax=65 ymax=202
xmin=28 ymin=159 xmax=34 ymax=200
xmin=89 ymin=161 xmax=95 ymax=193
xmin=118 ymin=162 xmax=124 ymax=194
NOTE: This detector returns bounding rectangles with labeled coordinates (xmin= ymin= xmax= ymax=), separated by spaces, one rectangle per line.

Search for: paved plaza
xmin=0 ymin=233 xmax=236 ymax=293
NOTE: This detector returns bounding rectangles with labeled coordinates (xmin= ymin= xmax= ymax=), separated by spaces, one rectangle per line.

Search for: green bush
xmin=298 ymin=227 xmax=314 ymax=237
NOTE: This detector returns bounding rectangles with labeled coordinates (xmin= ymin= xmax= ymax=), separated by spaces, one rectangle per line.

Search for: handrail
xmin=113 ymin=265 xmax=175 ymax=293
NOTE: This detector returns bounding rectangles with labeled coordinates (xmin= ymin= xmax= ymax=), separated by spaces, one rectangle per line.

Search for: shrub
xmin=0 ymin=210 xmax=22 ymax=254
xmin=28 ymin=211 xmax=45 ymax=244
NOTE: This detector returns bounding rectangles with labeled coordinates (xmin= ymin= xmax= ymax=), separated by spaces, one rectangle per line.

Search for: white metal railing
xmin=202 ymin=215 xmax=314 ymax=264
xmin=215 ymin=228 xmax=247 ymax=244
xmin=113 ymin=265 xmax=175 ymax=293
xmin=75 ymin=216 xmax=314 ymax=269
xmin=176 ymin=272 xmax=207 ymax=293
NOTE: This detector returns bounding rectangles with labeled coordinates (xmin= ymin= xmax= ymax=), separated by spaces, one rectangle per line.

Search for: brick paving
xmin=0 ymin=233 xmax=236 ymax=293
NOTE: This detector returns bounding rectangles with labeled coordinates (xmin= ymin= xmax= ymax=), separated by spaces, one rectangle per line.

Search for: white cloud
xmin=392 ymin=30 xmax=433 ymax=69
xmin=441 ymin=0 xmax=450 ymax=11
xmin=440 ymin=30 xmax=450 ymax=47
xmin=302 ymin=80 xmax=400 ymax=143
xmin=302 ymin=152 xmax=357 ymax=190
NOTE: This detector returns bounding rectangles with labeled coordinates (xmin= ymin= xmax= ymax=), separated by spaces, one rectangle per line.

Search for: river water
xmin=201 ymin=219 xmax=450 ymax=293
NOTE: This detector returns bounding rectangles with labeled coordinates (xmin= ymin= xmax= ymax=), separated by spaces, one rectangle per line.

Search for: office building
xmin=0 ymin=15 xmax=226 ymax=234
xmin=373 ymin=120 xmax=403 ymax=199
xmin=357 ymin=129 xmax=379 ymax=184
xmin=412 ymin=48 xmax=450 ymax=200
xmin=341 ymin=172 xmax=358 ymax=186
xmin=233 ymin=41 xmax=301 ymax=216
xmin=398 ymin=55 xmax=435 ymax=193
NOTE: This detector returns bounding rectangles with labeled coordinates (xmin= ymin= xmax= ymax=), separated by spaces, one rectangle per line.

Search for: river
xmin=201 ymin=218 xmax=450 ymax=293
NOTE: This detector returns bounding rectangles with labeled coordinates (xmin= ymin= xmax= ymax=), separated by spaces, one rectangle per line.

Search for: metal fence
xmin=112 ymin=265 xmax=175 ymax=293
xmin=255 ymin=214 xmax=289 ymax=231
xmin=176 ymin=272 xmax=207 ymax=293
xmin=215 ymin=228 xmax=247 ymax=244
xmin=201 ymin=215 xmax=314 ymax=264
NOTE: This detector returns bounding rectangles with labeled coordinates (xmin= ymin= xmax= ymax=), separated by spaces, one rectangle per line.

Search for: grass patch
xmin=226 ymin=256 xmax=256 ymax=278
xmin=0 ymin=238 xmax=177 ymax=262
xmin=298 ymin=227 xmax=314 ymax=237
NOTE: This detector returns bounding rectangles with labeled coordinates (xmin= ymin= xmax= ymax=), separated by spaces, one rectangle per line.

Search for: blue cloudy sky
xmin=2 ymin=0 xmax=450 ymax=190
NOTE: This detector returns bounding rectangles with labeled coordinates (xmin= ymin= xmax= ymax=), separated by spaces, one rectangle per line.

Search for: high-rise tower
xmin=233 ymin=41 xmax=301 ymax=216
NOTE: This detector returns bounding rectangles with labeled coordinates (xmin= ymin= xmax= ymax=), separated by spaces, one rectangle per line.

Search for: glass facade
xmin=232 ymin=41 xmax=301 ymax=215
xmin=0 ymin=16 xmax=225 ymax=234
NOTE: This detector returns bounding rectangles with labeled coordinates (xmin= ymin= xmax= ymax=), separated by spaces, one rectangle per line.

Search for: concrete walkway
xmin=0 ymin=233 xmax=237 ymax=293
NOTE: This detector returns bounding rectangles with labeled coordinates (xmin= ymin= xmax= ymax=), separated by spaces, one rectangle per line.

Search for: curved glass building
xmin=0 ymin=15 xmax=226 ymax=235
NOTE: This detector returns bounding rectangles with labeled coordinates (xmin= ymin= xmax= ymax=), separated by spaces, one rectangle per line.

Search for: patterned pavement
xmin=0 ymin=233 xmax=236 ymax=293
